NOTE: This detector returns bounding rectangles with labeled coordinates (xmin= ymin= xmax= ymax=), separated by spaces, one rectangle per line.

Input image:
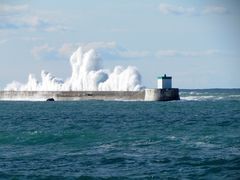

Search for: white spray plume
xmin=5 ymin=47 xmax=142 ymax=91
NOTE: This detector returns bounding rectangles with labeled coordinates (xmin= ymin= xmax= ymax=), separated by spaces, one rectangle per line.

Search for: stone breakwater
xmin=0 ymin=89 xmax=179 ymax=101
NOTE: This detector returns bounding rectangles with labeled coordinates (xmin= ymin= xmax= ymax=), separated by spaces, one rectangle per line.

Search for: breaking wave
xmin=5 ymin=47 xmax=142 ymax=91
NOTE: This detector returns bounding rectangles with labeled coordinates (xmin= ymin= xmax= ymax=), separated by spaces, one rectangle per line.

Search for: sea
xmin=0 ymin=89 xmax=239 ymax=179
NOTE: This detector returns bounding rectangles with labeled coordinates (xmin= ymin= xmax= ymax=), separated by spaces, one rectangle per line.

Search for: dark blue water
xmin=0 ymin=89 xmax=240 ymax=179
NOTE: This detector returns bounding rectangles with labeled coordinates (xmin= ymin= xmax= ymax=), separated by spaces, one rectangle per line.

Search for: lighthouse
xmin=145 ymin=74 xmax=179 ymax=101
xmin=157 ymin=74 xmax=172 ymax=89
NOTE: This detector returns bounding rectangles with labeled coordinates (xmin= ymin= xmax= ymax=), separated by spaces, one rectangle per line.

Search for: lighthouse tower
xmin=157 ymin=74 xmax=172 ymax=89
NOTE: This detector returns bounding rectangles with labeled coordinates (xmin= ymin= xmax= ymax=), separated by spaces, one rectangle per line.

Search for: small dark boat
xmin=46 ymin=98 xmax=55 ymax=101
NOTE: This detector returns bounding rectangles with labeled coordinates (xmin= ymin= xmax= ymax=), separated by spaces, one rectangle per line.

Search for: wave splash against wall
xmin=5 ymin=47 xmax=142 ymax=91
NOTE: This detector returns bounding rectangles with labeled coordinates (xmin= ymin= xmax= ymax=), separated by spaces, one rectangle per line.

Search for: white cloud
xmin=31 ymin=42 xmax=151 ymax=60
xmin=32 ymin=43 xmax=223 ymax=61
xmin=0 ymin=36 xmax=42 ymax=47
xmin=21 ymin=16 xmax=43 ymax=27
xmin=156 ymin=49 xmax=220 ymax=58
xmin=159 ymin=3 xmax=196 ymax=16
xmin=44 ymin=26 xmax=68 ymax=32
xmin=118 ymin=50 xmax=150 ymax=58
xmin=203 ymin=6 xmax=227 ymax=15
xmin=159 ymin=3 xmax=228 ymax=16
xmin=31 ymin=44 xmax=55 ymax=59
xmin=0 ymin=3 xmax=67 ymax=32
xmin=58 ymin=43 xmax=79 ymax=57
xmin=82 ymin=42 xmax=150 ymax=58
xmin=0 ymin=4 xmax=28 ymax=15
xmin=1 ymin=15 xmax=66 ymax=32
xmin=20 ymin=36 xmax=42 ymax=41
xmin=32 ymin=42 xmax=117 ymax=60
xmin=58 ymin=42 xmax=117 ymax=57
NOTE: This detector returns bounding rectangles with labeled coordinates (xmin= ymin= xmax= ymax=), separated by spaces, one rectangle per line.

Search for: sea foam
xmin=5 ymin=47 xmax=142 ymax=91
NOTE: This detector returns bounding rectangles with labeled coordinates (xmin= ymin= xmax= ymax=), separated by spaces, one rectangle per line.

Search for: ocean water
xmin=0 ymin=89 xmax=239 ymax=179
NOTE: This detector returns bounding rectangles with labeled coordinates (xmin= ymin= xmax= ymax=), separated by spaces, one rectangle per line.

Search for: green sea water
xmin=0 ymin=89 xmax=239 ymax=179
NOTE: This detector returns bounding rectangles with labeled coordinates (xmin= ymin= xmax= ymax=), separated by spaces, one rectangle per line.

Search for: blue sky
xmin=0 ymin=0 xmax=240 ymax=89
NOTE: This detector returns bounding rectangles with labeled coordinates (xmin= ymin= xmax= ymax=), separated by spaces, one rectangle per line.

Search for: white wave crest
xmin=5 ymin=47 xmax=143 ymax=91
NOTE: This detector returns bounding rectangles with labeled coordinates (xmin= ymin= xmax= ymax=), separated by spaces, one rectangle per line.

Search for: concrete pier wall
xmin=0 ymin=91 xmax=145 ymax=101
xmin=144 ymin=89 xmax=161 ymax=101
xmin=144 ymin=88 xmax=180 ymax=101
xmin=0 ymin=89 xmax=180 ymax=101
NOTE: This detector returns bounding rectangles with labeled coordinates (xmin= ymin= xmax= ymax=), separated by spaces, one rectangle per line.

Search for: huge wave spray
xmin=5 ymin=47 xmax=142 ymax=91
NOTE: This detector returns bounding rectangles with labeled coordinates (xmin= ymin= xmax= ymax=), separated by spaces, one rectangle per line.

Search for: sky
xmin=0 ymin=0 xmax=240 ymax=89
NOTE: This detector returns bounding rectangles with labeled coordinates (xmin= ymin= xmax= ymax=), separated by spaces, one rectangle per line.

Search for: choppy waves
xmin=0 ymin=91 xmax=239 ymax=179
xmin=180 ymin=89 xmax=240 ymax=101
